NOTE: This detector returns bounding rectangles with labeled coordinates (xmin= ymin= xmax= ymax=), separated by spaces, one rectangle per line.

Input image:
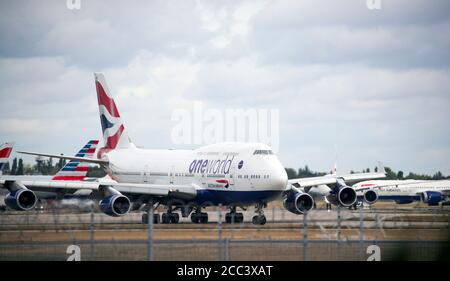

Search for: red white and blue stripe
xmin=0 ymin=142 xmax=14 ymax=174
xmin=52 ymin=140 xmax=99 ymax=181
xmin=94 ymin=73 xmax=131 ymax=151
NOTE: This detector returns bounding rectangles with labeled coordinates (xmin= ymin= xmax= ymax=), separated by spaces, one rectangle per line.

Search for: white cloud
xmin=0 ymin=0 xmax=449 ymax=175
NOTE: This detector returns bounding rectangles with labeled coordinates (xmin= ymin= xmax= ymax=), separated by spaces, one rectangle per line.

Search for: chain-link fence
xmin=0 ymin=203 xmax=449 ymax=261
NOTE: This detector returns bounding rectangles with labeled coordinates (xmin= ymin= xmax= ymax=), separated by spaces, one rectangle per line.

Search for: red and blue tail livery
xmin=94 ymin=73 xmax=131 ymax=151
xmin=0 ymin=142 xmax=14 ymax=175
xmin=52 ymin=140 xmax=99 ymax=181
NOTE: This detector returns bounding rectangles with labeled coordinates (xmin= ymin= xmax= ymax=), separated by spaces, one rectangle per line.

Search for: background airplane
xmin=354 ymin=179 xmax=450 ymax=206
xmin=14 ymin=73 xmax=386 ymax=225
xmin=0 ymin=140 xmax=99 ymax=210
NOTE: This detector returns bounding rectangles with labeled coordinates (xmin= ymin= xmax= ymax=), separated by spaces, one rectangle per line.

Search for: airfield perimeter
xmin=0 ymin=202 xmax=449 ymax=261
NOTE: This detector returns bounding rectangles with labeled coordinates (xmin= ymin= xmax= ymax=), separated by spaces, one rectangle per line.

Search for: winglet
xmin=377 ymin=161 xmax=386 ymax=174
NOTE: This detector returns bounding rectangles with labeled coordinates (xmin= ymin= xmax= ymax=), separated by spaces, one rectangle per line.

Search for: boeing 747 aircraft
xmin=13 ymin=73 xmax=386 ymax=225
xmin=354 ymin=179 xmax=450 ymax=206
xmin=0 ymin=140 xmax=99 ymax=210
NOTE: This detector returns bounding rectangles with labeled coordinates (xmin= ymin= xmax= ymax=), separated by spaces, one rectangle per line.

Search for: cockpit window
xmin=253 ymin=149 xmax=274 ymax=155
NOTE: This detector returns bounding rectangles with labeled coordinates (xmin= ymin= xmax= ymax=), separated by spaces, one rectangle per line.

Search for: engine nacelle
xmin=326 ymin=185 xmax=357 ymax=207
xmin=421 ymin=191 xmax=442 ymax=206
xmin=363 ymin=189 xmax=378 ymax=204
xmin=99 ymin=194 xmax=131 ymax=217
xmin=283 ymin=189 xmax=314 ymax=214
xmin=5 ymin=188 xmax=37 ymax=211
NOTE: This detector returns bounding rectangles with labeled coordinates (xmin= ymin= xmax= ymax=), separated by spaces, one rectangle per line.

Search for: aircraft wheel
xmin=142 ymin=213 xmax=160 ymax=224
xmin=200 ymin=212 xmax=208 ymax=223
xmin=225 ymin=212 xmax=243 ymax=223
xmin=170 ymin=213 xmax=179 ymax=223
xmin=252 ymin=215 xmax=266 ymax=225
xmin=162 ymin=213 xmax=171 ymax=224
xmin=191 ymin=213 xmax=200 ymax=223
xmin=236 ymin=213 xmax=244 ymax=223
xmin=142 ymin=213 xmax=148 ymax=224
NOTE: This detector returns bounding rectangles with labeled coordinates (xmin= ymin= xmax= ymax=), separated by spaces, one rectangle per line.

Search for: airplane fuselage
xmin=101 ymin=142 xmax=288 ymax=206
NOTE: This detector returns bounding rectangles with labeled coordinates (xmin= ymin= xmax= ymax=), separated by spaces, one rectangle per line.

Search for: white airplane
xmin=13 ymin=73 xmax=386 ymax=225
xmin=354 ymin=179 xmax=450 ymax=206
xmin=0 ymin=140 xmax=99 ymax=210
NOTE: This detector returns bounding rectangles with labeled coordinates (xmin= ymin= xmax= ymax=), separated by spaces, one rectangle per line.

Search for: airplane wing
xmin=0 ymin=177 xmax=197 ymax=199
xmin=17 ymin=151 xmax=109 ymax=165
xmin=288 ymin=162 xmax=386 ymax=189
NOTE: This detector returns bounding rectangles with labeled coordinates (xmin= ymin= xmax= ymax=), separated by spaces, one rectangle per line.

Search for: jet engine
xmin=420 ymin=191 xmax=443 ymax=206
xmin=283 ymin=188 xmax=314 ymax=214
xmin=326 ymin=180 xmax=357 ymax=207
xmin=99 ymin=186 xmax=131 ymax=217
xmin=4 ymin=182 xmax=37 ymax=211
xmin=363 ymin=189 xmax=378 ymax=204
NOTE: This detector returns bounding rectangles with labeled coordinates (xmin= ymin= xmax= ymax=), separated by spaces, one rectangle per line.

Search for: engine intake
xmin=283 ymin=189 xmax=314 ymax=214
xmin=363 ymin=189 xmax=378 ymax=204
xmin=99 ymin=194 xmax=131 ymax=217
xmin=5 ymin=188 xmax=37 ymax=211
xmin=326 ymin=185 xmax=357 ymax=207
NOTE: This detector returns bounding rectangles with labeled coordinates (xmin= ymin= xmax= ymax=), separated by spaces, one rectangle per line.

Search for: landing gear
xmin=252 ymin=215 xmax=266 ymax=225
xmin=141 ymin=213 xmax=161 ymax=224
xmin=162 ymin=212 xmax=179 ymax=224
xmin=191 ymin=211 xmax=208 ymax=223
xmin=225 ymin=206 xmax=244 ymax=223
xmin=251 ymin=203 xmax=267 ymax=225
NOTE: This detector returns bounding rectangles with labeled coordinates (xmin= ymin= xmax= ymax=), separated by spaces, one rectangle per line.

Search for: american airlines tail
xmin=94 ymin=73 xmax=133 ymax=151
xmin=0 ymin=142 xmax=14 ymax=175
xmin=52 ymin=140 xmax=99 ymax=181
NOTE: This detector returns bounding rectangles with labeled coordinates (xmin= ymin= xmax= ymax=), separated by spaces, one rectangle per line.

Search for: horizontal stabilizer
xmin=17 ymin=151 xmax=109 ymax=166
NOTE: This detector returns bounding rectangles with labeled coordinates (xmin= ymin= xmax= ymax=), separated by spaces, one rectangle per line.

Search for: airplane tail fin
xmin=52 ymin=140 xmax=99 ymax=181
xmin=94 ymin=73 xmax=132 ymax=150
xmin=0 ymin=142 xmax=14 ymax=175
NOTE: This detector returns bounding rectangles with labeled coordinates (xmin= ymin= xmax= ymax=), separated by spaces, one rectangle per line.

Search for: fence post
xmin=90 ymin=207 xmax=94 ymax=260
xmin=218 ymin=204 xmax=223 ymax=261
xmin=147 ymin=200 xmax=154 ymax=261
xmin=448 ymin=212 xmax=450 ymax=241
xmin=303 ymin=212 xmax=308 ymax=261
xmin=337 ymin=206 xmax=341 ymax=261
xmin=359 ymin=205 xmax=364 ymax=261
xmin=225 ymin=239 xmax=229 ymax=261
xmin=272 ymin=206 xmax=275 ymax=223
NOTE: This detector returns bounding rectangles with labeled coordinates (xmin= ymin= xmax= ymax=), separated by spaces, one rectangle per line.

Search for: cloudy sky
xmin=0 ymin=0 xmax=449 ymax=175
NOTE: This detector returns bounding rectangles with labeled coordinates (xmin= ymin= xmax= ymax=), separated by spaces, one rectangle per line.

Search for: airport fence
xmin=0 ymin=203 xmax=449 ymax=261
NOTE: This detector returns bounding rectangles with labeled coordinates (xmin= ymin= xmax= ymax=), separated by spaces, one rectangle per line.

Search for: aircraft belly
xmin=193 ymin=189 xmax=281 ymax=206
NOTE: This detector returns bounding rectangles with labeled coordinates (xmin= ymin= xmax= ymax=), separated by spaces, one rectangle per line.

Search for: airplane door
xmin=228 ymin=167 xmax=235 ymax=188
xmin=142 ymin=165 xmax=150 ymax=183
xmin=169 ymin=165 xmax=175 ymax=185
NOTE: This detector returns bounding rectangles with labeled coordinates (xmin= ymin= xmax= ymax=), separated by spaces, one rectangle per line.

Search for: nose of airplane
xmin=271 ymin=163 xmax=288 ymax=190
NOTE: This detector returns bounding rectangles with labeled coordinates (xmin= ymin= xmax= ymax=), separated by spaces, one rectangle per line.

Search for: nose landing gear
xmin=191 ymin=207 xmax=208 ymax=223
xmin=252 ymin=203 xmax=267 ymax=225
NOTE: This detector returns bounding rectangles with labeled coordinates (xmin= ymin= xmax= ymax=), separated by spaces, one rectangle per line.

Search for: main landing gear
xmin=191 ymin=208 xmax=208 ymax=223
xmin=141 ymin=202 xmax=180 ymax=224
xmin=225 ymin=206 xmax=244 ymax=224
xmin=252 ymin=203 xmax=267 ymax=225
xmin=141 ymin=212 xmax=161 ymax=224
